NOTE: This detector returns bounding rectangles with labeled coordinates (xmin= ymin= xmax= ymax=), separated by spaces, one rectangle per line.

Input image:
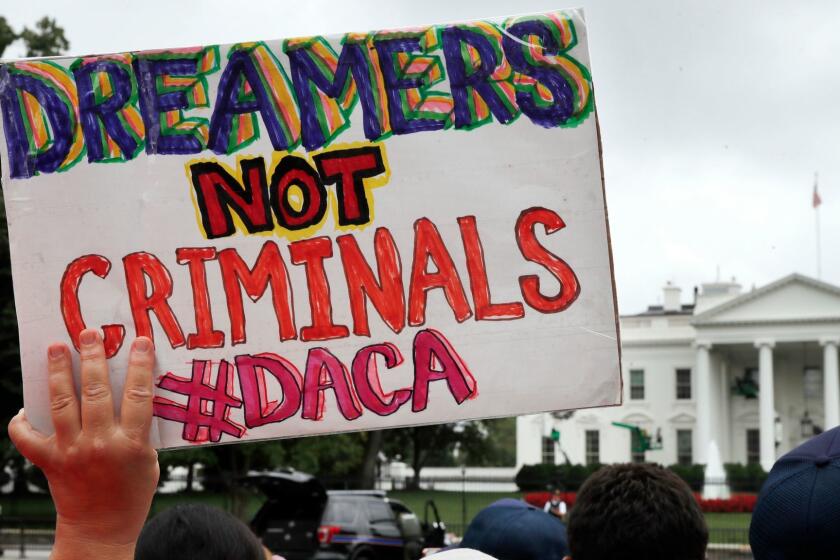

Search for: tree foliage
xmin=0 ymin=17 xmax=15 ymax=58
xmin=0 ymin=15 xmax=69 ymax=58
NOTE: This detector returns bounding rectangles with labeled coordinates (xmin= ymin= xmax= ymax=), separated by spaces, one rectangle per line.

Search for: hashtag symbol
xmin=153 ymin=359 xmax=246 ymax=443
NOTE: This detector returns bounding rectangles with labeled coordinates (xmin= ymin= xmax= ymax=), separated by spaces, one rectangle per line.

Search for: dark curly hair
xmin=567 ymin=463 xmax=708 ymax=560
xmin=135 ymin=504 xmax=265 ymax=560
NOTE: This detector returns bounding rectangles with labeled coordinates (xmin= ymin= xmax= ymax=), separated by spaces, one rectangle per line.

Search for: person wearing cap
xmin=436 ymin=498 xmax=569 ymax=560
xmin=564 ymin=463 xmax=708 ymax=560
xmin=750 ymin=426 xmax=840 ymax=559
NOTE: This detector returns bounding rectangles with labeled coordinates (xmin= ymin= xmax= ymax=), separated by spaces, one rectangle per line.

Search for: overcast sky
xmin=3 ymin=0 xmax=838 ymax=314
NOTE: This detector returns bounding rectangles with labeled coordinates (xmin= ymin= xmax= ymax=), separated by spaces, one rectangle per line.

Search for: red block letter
xmin=60 ymin=254 xmax=125 ymax=357
xmin=352 ymin=343 xmax=411 ymax=416
xmin=123 ymin=252 xmax=185 ymax=348
xmin=412 ymin=329 xmax=476 ymax=412
xmin=218 ymin=242 xmax=297 ymax=345
xmin=189 ymin=158 xmax=272 ymax=239
xmin=408 ymin=218 xmax=472 ymax=326
xmin=289 ymin=237 xmax=349 ymax=341
xmin=177 ymin=247 xmax=224 ymax=349
xmin=236 ymin=353 xmax=303 ymax=428
xmin=458 ymin=215 xmax=525 ymax=321
xmin=515 ymin=207 xmax=580 ymax=313
xmin=337 ymin=228 xmax=405 ymax=336
xmin=302 ymin=347 xmax=363 ymax=421
xmin=313 ymin=146 xmax=386 ymax=226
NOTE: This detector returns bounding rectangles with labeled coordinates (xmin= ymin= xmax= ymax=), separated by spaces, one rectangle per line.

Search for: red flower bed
xmin=525 ymin=491 xmax=756 ymax=513
xmin=694 ymin=493 xmax=757 ymax=513
xmin=524 ymin=491 xmax=576 ymax=509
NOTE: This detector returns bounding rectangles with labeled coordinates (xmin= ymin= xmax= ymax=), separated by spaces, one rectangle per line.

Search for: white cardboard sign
xmin=0 ymin=9 xmax=621 ymax=448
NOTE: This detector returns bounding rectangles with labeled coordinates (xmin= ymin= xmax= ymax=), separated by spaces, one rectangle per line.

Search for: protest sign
xmin=0 ymin=9 xmax=621 ymax=448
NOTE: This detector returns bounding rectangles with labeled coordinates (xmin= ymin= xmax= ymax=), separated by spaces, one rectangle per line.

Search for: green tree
xmin=0 ymin=17 xmax=16 ymax=57
xmin=19 ymin=17 xmax=69 ymax=58
xmin=0 ymin=15 xmax=70 ymax=59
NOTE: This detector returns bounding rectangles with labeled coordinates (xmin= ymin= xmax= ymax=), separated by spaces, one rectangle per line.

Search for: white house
xmin=516 ymin=274 xmax=840 ymax=473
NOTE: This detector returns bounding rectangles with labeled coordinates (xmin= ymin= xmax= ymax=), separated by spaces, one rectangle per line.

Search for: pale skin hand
xmin=8 ymin=329 xmax=160 ymax=560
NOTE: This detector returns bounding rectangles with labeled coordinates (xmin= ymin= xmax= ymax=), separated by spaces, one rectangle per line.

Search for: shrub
xmin=724 ymin=463 xmax=767 ymax=492
xmin=514 ymin=463 xmax=601 ymax=492
xmin=667 ymin=464 xmax=705 ymax=491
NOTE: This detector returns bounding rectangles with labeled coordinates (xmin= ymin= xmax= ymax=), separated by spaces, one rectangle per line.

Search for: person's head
xmin=750 ymin=426 xmax=840 ymax=560
xmin=136 ymin=503 xmax=266 ymax=560
xmin=552 ymin=488 xmax=563 ymax=499
xmin=566 ymin=463 xmax=707 ymax=560
xmin=459 ymin=498 xmax=569 ymax=560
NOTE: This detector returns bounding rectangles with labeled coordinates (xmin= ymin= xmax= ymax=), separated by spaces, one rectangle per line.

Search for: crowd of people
xmin=8 ymin=331 xmax=838 ymax=559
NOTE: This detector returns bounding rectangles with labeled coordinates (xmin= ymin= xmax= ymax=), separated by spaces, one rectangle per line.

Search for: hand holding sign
xmin=8 ymin=331 xmax=159 ymax=560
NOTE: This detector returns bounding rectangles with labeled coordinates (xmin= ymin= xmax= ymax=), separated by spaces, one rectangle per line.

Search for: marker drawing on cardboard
xmin=0 ymin=9 xmax=621 ymax=448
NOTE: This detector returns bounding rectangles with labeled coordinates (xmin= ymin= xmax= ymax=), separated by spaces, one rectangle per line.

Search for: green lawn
xmin=389 ymin=490 xmax=522 ymax=531
xmin=705 ymin=512 xmax=752 ymax=529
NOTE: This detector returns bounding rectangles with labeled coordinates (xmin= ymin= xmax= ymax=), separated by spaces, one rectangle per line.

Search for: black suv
xmin=248 ymin=470 xmax=446 ymax=560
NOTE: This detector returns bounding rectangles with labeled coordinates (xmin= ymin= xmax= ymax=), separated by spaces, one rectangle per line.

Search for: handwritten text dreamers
xmin=0 ymin=13 xmax=591 ymax=180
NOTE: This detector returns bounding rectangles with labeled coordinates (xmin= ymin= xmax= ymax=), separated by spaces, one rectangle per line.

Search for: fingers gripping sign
xmin=8 ymin=330 xmax=160 ymax=560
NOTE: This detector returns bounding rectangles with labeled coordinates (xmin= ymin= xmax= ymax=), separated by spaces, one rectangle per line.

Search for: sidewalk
xmin=0 ymin=550 xmax=51 ymax=559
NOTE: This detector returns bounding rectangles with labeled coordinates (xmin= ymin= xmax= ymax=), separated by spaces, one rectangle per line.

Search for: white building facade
xmin=516 ymin=274 xmax=840 ymax=472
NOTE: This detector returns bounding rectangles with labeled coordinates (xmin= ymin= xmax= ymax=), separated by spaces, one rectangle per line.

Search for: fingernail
xmin=133 ymin=338 xmax=152 ymax=353
xmin=79 ymin=330 xmax=97 ymax=346
xmin=48 ymin=345 xmax=64 ymax=360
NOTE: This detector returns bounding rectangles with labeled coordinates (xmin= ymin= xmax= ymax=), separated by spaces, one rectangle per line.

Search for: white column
xmin=756 ymin=339 xmax=776 ymax=472
xmin=822 ymin=337 xmax=840 ymax=429
xmin=695 ymin=341 xmax=712 ymax=465
xmin=719 ymin=361 xmax=731 ymax=461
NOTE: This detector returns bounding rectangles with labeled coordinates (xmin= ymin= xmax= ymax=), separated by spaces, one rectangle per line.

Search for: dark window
xmin=745 ymin=367 xmax=759 ymax=388
xmin=541 ymin=437 xmax=555 ymax=464
xmin=630 ymin=369 xmax=645 ymax=400
xmin=747 ymin=429 xmax=760 ymax=465
xmin=585 ymin=430 xmax=600 ymax=465
xmin=676 ymin=369 xmax=692 ymax=399
xmin=677 ymin=429 xmax=693 ymax=466
xmin=803 ymin=367 xmax=822 ymax=400
xmin=631 ymin=430 xmax=645 ymax=463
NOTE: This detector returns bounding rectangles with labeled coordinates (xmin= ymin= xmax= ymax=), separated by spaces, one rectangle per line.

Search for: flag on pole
xmin=813 ymin=174 xmax=822 ymax=208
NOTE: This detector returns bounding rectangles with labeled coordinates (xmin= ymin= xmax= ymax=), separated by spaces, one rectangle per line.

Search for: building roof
xmin=692 ymin=273 xmax=840 ymax=326
xmin=624 ymin=304 xmax=695 ymax=318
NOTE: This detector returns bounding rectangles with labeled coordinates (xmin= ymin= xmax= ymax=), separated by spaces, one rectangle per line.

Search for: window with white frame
xmin=630 ymin=369 xmax=645 ymax=400
xmin=676 ymin=368 xmax=692 ymax=400
xmin=677 ymin=429 xmax=693 ymax=465
xmin=747 ymin=429 xmax=760 ymax=465
xmin=541 ymin=437 xmax=555 ymax=464
xmin=585 ymin=430 xmax=600 ymax=465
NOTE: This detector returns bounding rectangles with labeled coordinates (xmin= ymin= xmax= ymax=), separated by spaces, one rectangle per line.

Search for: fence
xmin=0 ymin=474 xmax=753 ymax=558
xmin=0 ymin=517 xmax=54 ymax=558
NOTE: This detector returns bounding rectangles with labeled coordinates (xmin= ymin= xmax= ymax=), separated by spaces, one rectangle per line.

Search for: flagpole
xmin=815 ymin=172 xmax=822 ymax=279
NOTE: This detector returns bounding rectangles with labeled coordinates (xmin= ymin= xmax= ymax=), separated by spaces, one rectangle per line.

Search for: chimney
xmin=663 ymin=282 xmax=681 ymax=312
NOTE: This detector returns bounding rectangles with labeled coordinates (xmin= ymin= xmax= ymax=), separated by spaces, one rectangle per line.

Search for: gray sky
xmin=4 ymin=0 xmax=838 ymax=314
